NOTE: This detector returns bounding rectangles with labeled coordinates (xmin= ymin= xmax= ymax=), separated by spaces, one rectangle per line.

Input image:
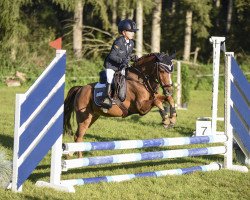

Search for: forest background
xmin=0 ymin=0 xmax=250 ymax=91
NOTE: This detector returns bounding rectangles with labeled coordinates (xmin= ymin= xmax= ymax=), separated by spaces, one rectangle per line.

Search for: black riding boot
xmin=102 ymin=83 xmax=112 ymax=109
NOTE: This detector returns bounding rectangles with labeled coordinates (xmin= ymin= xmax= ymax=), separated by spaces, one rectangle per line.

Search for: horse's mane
xmin=134 ymin=53 xmax=161 ymax=67
xmin=136 ymin=53 xmax=159 ymax=62
xmin=131 ymin=52 xmax=174 ymax=74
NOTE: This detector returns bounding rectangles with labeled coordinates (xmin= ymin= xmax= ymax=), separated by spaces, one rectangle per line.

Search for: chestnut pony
xmin=64 ymin=53 xmax=177 ymax=156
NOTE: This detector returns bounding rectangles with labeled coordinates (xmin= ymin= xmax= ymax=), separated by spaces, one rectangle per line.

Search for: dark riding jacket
xmin=104 ymin=36 xmax=134 ymax=71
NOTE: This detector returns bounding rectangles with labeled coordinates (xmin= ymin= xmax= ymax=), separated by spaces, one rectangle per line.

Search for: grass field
xmin=0 ymin=86 xmax=249 ymax=200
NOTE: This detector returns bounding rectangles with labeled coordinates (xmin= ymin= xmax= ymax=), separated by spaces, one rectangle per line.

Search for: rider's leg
xmin=102 ymin=68 xmax=115 ymax=108
xmin=105 ymin=68 xmax=115 ymax=98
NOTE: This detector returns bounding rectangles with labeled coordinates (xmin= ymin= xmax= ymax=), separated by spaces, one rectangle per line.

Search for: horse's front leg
xmin=153 ymin=95 xmax=171 ymax=128
xmin=165 ymin=95 xmax=177 ymax=127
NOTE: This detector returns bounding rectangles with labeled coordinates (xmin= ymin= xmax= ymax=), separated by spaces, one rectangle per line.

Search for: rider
xmin=102 ymin=19 xmax=139 ymax=108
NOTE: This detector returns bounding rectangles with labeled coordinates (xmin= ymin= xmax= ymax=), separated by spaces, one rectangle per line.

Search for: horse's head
xmin=133 ymin=53 xmax=175 ymax=96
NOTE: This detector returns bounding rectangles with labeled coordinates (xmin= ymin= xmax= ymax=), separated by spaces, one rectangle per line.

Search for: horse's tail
xmin=63 ymin=86 xmax=82 ymax=135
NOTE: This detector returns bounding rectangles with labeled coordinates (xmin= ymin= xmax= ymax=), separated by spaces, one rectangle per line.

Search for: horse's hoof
xmin=62 ymin=152 xmax=74 ymax=160
xmin=163 ymin=124 xmax=170 ymax=129
xmin=169 ymin=116 xmax=176 ymax=125
xmin=163 ymin=123 xmax=174 ymax=129
xmin=168 ymin=123 xmax=174 ymax=128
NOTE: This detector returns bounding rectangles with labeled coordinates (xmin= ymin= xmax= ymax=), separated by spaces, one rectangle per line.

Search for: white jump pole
xmin=209 ymin=37 xmax=225 ymax=135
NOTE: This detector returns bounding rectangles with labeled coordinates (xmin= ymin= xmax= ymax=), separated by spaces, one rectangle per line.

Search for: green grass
xmin=0 ymin=87 xmax=249 ymax=200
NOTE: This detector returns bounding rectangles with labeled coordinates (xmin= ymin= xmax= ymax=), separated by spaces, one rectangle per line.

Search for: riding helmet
xmin=118 ymin=19 xmax=139 ymax=33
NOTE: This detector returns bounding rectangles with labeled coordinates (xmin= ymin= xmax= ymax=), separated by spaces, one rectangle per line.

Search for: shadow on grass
xmin=67 ymin=123 xmax=195 ymax=143
xmin=84 ymin=133 xmax=130 ymax=142
xmin=172 ymin=125 xmax=195 ymax=136
xmin=108 ymin=115 xmax=161 ymax=128
xmin=0 ymin=133 xmax=13 ymax=149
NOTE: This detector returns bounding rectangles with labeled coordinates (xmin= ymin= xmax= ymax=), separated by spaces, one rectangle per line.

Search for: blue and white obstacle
xmin=38 ymin=135 xmax=229 ymax=192
xmin=62 ymin=146 xmax=226 ymax=170
xmin=60 ymin=163 xmax=221 ymax=186
xmin=225 ymin=52 xmax=250 ymax=166
xmin=11 ymin=38 xmax=249 ymax=193
xmin=63 ymin=135 xmax=227 ymax=152
xmin=11 ymin=50 xmax=66 ymax=192
xmin=61 ymin=135 xmax=227 ymax=170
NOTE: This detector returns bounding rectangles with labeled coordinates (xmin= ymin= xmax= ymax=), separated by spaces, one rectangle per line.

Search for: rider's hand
xmin=122 ymin=58 xmax=130 ymax=66
xmin=131 ymin=55 xmax=138 ymax=62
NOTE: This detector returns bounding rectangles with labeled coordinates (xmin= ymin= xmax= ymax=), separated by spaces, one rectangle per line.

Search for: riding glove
xmin=120 ymin=58 xmax=130 ymax=69
xmin=131 ymin=54 xmax=139 ymax=62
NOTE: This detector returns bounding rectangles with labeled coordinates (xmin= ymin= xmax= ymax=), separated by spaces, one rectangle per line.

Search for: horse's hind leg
xmin=75 ymin=112 xmax=98 ymax=158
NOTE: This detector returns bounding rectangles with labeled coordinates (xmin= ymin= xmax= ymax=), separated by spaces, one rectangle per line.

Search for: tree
xmin=54 ymin=0 xmax=111 ymax=58
xmin=151 ymin=0 xmax=162 ymax=53
xmin=53 ymin=0 xmax=82 ymax=58
xmin=183 ymin=9 xmax=192 ymax=61
xmin=136 ymin=0 xmax=143 ymax=57
xmin=182 ymin=0 xmax=212 ymax=61
xmin=73 ymin=0 xmax=83 ymax=59
xmin=111 ymin=0 xmax=117 ymax=34
xmin=226 ymin=0 xmax=233 ymax=33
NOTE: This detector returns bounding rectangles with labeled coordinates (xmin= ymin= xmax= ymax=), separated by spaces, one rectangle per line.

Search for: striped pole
xmin=60 ymin=163 xmax=221 ymax=186
xmin=62 ymin=146 xmax=226 ymax=171
xmin=63 ymin=135 xmax=227 ymax=153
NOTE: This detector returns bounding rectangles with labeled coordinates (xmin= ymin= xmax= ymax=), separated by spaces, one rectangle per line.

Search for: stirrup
xmin=101 ymin=97 xmax=112 ymax=109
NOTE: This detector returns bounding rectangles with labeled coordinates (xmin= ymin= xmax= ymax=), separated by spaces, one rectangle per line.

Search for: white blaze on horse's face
xmin=158 ymin=58 xmax=174 ymax=86
xmin=168 ymin=73 xmax=172 ymax=85
xmin=159 ymin=69 xmax=172 ymax=86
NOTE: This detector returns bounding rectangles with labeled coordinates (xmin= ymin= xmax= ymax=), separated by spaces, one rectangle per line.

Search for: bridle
xmin=155 ymin=62 xmax=174 ymax=96
xmin=128 ymin=55 xmax=174 ymax=96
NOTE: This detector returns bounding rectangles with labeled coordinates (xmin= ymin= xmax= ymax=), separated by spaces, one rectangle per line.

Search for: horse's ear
xmin=169 ymin=51 xmax=176 ymax=60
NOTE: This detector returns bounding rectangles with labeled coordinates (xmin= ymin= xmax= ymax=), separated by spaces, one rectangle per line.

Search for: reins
xmin=127 ymin=53 xmax=174 ymax=96
xmin=127 ymin=67 xmax=158 ymax=95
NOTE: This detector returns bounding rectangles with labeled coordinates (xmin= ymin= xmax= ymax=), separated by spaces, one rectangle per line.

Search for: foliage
xmin=81 ymin=26 xmax=115 ymax=58
xmin=85 ymin=0 xmax=110 ymax=30
xmin=0 ymin=0 xmax=31 ymax=61
xmin=65 ymin=56 xmax=103 ymax=89
xmin=0 ymin=152 xmax=12 ymax=189
xmin=230 ymin=0 xmax=250 ymax=56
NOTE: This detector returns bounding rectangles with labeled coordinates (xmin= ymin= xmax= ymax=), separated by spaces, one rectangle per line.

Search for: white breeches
xmin=106 ymin=68 xmax=115 ymax=84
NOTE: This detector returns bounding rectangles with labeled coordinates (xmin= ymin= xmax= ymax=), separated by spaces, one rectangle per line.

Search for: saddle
xmin=94 ymin=70 xmax=128 ymax=116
